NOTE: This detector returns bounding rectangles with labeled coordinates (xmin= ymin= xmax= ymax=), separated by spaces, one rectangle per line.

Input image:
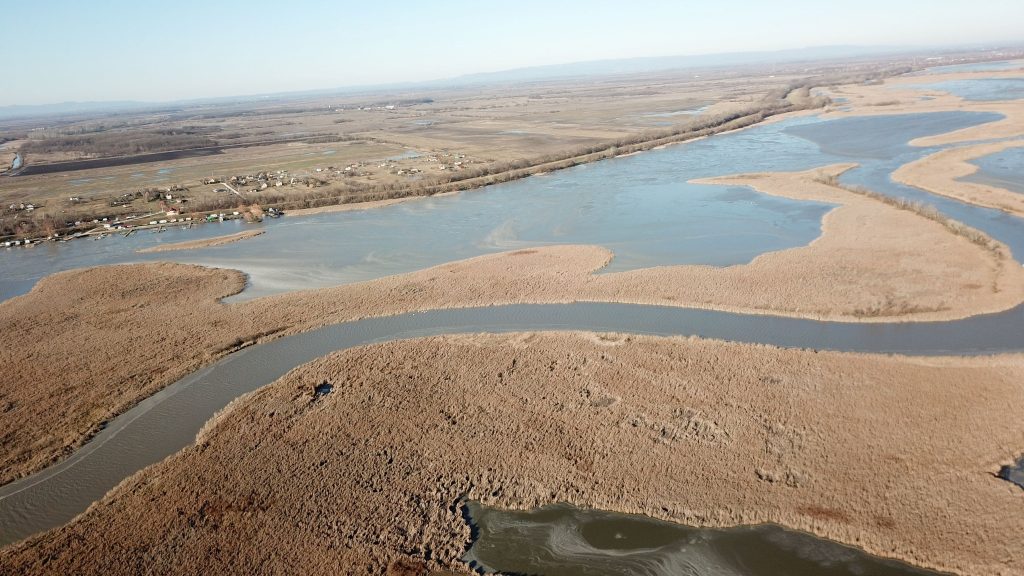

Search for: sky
xmin=2 ymin=0 xmax=1023 ymax=106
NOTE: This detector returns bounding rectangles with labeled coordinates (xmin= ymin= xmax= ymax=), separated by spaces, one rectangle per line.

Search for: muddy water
xmin=2 ymin=301 xmax=1024 ymax=546
xmin=0 ymin=111 xmax=1005 ymax=304
xmin=464 ymin=502 xmax=944 ymax=576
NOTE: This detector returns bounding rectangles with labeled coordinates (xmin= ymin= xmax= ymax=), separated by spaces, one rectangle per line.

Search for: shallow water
xmin=999 ymin=456 xmax=1024 ymax=489
xmin=781 ymin=112 xmax=1024 ymax=259
xmin=917 ymin=78 xmax=1024 ymax=101
xmin=962 ymin=146 xmax=1024 ymax=194
xmin=917 ymin=60 xmax=1024 ymax=75
xmin=464 ymin=502 xmax=944 ymax=576
xmin=2 ymin=301 xmax=1023 ymax=546
xmin=0 ymin=111 xmax=1007 ymax=304
xmin=643 ymin=105 xmax=709 ymax=118
xmin=3 ymin=108 xmax=1024 ymax=556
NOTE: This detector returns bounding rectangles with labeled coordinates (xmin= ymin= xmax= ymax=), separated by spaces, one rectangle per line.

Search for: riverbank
xmin=1 ymin=81 xmax=834 ymax=245
xmin=3 ymin=161 xmax=1022 ymax=485
xmin=3 ymin=332 xmax=1021 ymax=575
xmin=819 ymin=70 xmax=1024 ymax=146
xmin=228 ymin=95 xmax=823 ymax=227
xmin=136 ymin=229 xmax=265 ymax=253
xmin=892 ymin=140 xmax=1024 ymax=218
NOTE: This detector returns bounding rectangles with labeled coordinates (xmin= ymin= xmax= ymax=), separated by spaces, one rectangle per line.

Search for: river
xmin=0 ymin=110 xmax=1011 ymax=304
xmin=1 ymin=93 xmax=1022 ymax=569
xmin=1 ymin=301 xmax=1022 ymax=546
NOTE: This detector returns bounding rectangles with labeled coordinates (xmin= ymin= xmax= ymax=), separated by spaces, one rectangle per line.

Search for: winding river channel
xmin=2 ymin=82 xmax=1023 ymax=572
xmin=2 ymin=301 xmax=1023 ymax=546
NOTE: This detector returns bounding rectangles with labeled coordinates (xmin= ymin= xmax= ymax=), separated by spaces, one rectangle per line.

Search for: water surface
xmin=999 ymin=456 xmax=1024 ymax=489
xmin=917 ymin=60 xmax=1023 ymax=75
xmin=2 ymin=301 xmax=1023 ymax=546
xmin=962 ymin=146 xmax=1024 ymax=194
xmin=917 ymin=78 xmax=1024 ymax=101
xmin=464 ymin=502 xmax=944 ymax=576
xmin=0 ymin=111 xmax=1008 ymax=304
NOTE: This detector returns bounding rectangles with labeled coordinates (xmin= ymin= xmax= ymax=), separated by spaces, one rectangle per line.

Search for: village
xmin=0 ymin=148 xmax=481 ymax=249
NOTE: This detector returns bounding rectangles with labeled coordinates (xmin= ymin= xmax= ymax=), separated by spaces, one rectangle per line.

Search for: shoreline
xmin=2 ymin=160 xmax=1022 ymax=485
xmin=892 ymin=140 xmax=1024 ymax=219
xmin=1 ymin=88 xmax=829 ymax=246
xmin=3 ymin=72 xmax=1024 ymax=565
xmin=817 ymin=69 xmax=1024 ymax=147
xmin=3 ymin=331 xmax=1020 ymax=574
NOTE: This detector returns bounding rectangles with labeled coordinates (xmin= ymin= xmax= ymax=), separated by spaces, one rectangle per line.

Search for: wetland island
xmin=2 ymin=2 xmax=1023 ymax=575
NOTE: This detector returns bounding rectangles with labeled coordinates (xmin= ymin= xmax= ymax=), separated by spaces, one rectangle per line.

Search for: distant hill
xmin=445 ymin=45 xmax=910 ymax=85
xmin=0 ymin=100 xmax=162 ymax=121
xmin=0 ymin=45 xmax=968 ymax=121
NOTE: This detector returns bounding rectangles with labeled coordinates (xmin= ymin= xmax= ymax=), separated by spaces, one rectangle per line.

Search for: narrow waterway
xmin=2 ymin=301 xmax=1023 ymax=546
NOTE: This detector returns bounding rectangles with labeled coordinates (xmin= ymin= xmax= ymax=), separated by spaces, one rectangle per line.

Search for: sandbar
xmin=3 ymin=163 xmax=1022 ymax=485
xmin=136 ymin=229 xmax=265 ymax=253
xmin=893 ymin=140 xmax=1024 ymax=218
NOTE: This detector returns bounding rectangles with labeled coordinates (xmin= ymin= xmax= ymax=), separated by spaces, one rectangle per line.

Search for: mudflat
xmin=2 ymin=332 xmax=1021 ymax=575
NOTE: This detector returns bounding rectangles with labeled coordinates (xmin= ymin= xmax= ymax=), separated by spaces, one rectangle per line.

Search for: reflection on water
xmin=464 ymin=502 xmax=943 ymax=576
xmin=963 ymin=146 xmax=1024 ymax=194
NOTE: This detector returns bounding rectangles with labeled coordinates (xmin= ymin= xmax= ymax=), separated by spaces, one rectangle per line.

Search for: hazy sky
xmin=3 ymin=0 xmax=1023 ymax=106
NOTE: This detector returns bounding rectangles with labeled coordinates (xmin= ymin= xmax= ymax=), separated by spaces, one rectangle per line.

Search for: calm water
xmin=2 ymin=109 xmax=1023 ymax=567
xmin=464 ymin=502 xmax=944 ymax=576
xmin=917 ymin=78 xmax=1024 ymax=101
xmin=0 ymin=111 xmax=1007 ymax=303
xmin=782 ymin=113 xmax=1024 ymax=260
xmin=643 ymin=105 xmax=709 ymax=117
xmin=917 ymin=60 xmax=1024 ymax=75
xmin=963 ymin=146 xmax=1024 ymax=194
xmin=2 ymin=301 xmax=1023 ymax=546
xmin=1000 ymin=457 xmax=1024 ymax=489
